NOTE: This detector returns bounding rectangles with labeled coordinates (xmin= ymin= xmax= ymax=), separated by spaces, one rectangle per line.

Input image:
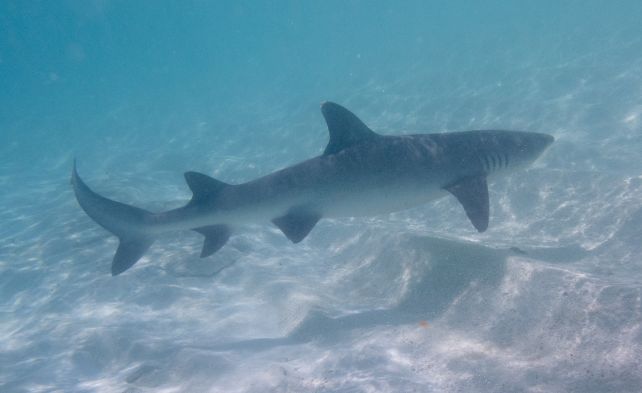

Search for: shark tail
xmin=72 ymin=161 xmax=156 ymax=275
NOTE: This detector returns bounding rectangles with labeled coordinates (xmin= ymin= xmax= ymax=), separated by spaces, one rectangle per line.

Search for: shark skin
xmin=72 ymin=102 xmax=554 ymax=275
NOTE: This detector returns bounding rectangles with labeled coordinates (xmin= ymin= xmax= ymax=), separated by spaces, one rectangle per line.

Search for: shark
xmin=72 ymin=102 xmax=554 ymax=275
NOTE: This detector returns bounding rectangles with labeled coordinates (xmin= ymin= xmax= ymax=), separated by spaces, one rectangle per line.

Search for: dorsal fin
xmin=321 ymin=102 xmax=378 ymax=155
xmin=184 ymin=171 xmax=230 ymax=205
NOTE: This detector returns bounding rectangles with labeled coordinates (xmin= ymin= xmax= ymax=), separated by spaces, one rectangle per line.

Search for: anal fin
xmin=445 ymin=175 xmax=489 ymax=232
xmin=193 ymin=225 xmax=231 ymax=257
xmin=112 ymin=237 xmax=154 ymax=276
xmin=272 ymin=207 xmax=321 ymax=243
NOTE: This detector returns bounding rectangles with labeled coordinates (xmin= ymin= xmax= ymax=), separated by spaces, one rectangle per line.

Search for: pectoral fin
xmin=445 ymin=175 xmax=489 ymax=232
xmin=272 ymin=207 xmax=321 ymax=243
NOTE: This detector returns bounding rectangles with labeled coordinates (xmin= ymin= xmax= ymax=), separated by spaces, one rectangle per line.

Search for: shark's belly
xmin=214 ymin=154 xmax=452 ymax=224
xmin=318 ymin=183 xmax=448 ymax=218
xmin=213 ymin=179 xmax=447 ymax=225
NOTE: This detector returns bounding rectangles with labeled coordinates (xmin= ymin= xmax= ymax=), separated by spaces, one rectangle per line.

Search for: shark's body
xmin=73 ymin=102 xmax=554 ymax=275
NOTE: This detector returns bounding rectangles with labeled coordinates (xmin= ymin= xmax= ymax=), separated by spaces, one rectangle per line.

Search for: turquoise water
xmin=2 ymin=1 xmax=642 ymax=392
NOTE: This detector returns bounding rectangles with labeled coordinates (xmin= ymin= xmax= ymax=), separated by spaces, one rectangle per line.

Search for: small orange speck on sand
xmin=419 ymin=320 xmax=429 ymax=328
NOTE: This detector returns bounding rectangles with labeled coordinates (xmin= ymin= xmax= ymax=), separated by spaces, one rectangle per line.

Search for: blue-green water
xmin=2 ymin=1 xmax=642 ymax=392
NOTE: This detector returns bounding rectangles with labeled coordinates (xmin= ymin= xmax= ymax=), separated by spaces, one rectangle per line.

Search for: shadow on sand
xmin=124 ymin=233 xmax=594 ymax=384
xmin=210 ymin=234 xmax=514 ymax=351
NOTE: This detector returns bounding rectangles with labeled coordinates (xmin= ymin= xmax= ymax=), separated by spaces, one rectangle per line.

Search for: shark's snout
xmin=541 ymin=133 xmax=555 ymax=149
xmin=527 ymin=132 xmax=554 ymax=154
xmin=514 ymin=131 xmax=554 ymax=156
xmin=534 ymin=132 xmax=555 ymax=155
xmin=519 ymin=132 xmax=555 ymax=166
xmin=482 ymin=130 xmax=555 ymax=171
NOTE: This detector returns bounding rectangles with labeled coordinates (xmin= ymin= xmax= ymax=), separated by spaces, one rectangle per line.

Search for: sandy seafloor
xmin=1 ymin=1 xmax=642 ymax=392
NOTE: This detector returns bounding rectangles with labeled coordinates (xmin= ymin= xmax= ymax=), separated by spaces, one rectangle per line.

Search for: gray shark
xmin=72 ymin=102 xmax=554 ymax=275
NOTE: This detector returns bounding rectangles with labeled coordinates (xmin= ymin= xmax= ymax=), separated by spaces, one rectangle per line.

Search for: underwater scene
xmin=1 ymin=1 xmax=642 ymax=392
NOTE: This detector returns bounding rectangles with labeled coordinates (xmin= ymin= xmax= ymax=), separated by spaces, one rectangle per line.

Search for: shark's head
xmin=469 ymin=130 xmax=554 ymax=174
xmin=503 ymin=130 xmax=554 ymax=167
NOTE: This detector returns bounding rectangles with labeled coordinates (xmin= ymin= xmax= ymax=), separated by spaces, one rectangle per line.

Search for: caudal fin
xmin=72 ymin=161 xmax=155 ymax=275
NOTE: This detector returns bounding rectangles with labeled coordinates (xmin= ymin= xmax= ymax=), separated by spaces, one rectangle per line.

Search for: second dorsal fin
xmin=184 ymin=171 xmax=230 ymax=206
xmin=321 ymin=102 xmax=378 ymax=155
